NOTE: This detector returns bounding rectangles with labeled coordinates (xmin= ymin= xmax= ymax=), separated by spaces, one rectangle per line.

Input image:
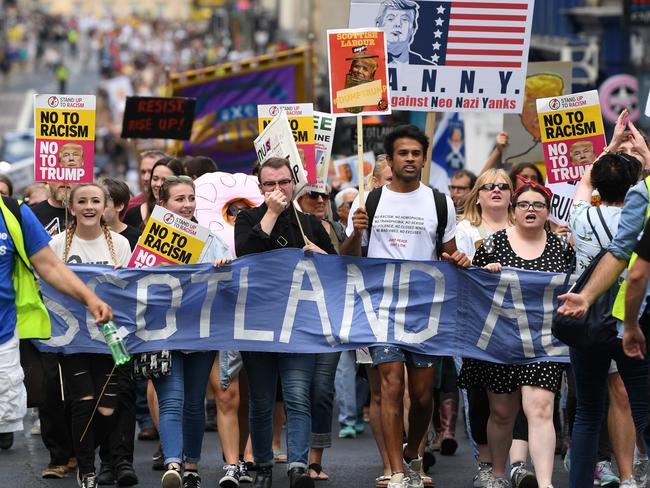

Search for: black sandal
xmin=308 ymin=463 xmax=328 ymax=481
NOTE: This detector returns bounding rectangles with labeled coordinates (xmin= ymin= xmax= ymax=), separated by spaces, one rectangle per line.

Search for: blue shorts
xmin=369 ymin=345 xmax=440 ymax=368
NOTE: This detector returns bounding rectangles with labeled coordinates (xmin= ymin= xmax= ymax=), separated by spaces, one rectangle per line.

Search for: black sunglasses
xmin=306 ymin=191 xmax=330 ymax=200
xmin=479 ymin=182 xmax=510 ymax=192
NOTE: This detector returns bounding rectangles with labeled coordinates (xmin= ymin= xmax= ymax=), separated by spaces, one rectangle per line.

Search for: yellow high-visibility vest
xmin=612 ymin=175 xmax=650 ymax=321
xmin=0 ymin=197 xmax=51 ymax=339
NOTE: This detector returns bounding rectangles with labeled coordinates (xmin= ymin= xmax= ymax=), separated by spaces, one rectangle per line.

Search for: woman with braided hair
xmin=49 ymin=183 xmax=132 ymax=488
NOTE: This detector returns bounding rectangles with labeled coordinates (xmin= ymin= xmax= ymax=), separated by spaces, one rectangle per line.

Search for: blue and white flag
xmin=36 ymin=249 xmax=570 ymax=364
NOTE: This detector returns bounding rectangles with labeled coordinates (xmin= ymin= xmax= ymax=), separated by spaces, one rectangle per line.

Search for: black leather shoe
xmin=252 ymin=465 xmax=272 ymax=488
xmin=115 ymin=461 xmax=138 ymax=486
xmin=97 ymin=463 xmax=115 ymax=485
xmin=288 ymin=467 xmax=314 ymax=488
xmin=0 ymin=432 xmax=13 ymax=450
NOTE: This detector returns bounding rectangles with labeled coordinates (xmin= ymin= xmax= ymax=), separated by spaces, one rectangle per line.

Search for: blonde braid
xmin=102 ymin=223 xmax=118 ymax=265
xmin=63 ymin=222 xmax=77 ymax=263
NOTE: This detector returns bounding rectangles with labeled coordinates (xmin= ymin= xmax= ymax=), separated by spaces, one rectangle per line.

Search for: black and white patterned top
xmin=458 ymin=228 xmax=574 ymax=394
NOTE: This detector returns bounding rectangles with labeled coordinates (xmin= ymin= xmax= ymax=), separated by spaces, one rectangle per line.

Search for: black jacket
xmin=235 ymin=203 xmax=337 ymax=257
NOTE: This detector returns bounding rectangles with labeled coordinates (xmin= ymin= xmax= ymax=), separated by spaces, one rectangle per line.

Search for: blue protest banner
xmin=36 ymin=249 xmax=570 ymax=364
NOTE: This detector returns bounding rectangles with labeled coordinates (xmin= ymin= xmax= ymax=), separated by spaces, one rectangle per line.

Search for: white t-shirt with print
xmin=346 ymin=182 xmax=456 ymax=260
xmin=569 ymin=200 xmax=621 ymax=272
xmin=50 ymin=230 xmax=132 ymax=267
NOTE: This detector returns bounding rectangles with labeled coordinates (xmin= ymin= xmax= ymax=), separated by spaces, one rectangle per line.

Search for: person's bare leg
xmin=367 ymin=365 xmax=391 ymax=478
xmin=521 ymin=386 xmax=555 ymax=487
xmin=487 ymin=390 xmax=520 ymax=479
xmin=213 ymin=367 xmax=241 ymax=465
xmin=272 ymin=402 xmax=286 ymax=462
xmin=608 ymin=373 xmax=635 ymax=481
xmin=509 ymin=439 xmax=529 ymax=464
xmin=378 ymin=361 xmax=407 ymax=474
xmin=146 ymin=380 xmax=159 ymax=431
xmin=404 ymin=366 xmax=435 ymax=461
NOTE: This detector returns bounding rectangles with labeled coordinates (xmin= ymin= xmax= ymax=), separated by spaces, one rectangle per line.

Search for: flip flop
xmin=273 ymin=450 xmax=287 ymax=463
xmin=308 ymin=463 xmax=329 ymax=481
xmin=375 ymin=475 xmax=390 ymax=487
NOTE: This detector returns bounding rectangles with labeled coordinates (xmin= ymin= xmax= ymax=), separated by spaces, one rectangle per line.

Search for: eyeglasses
xmin=306 ymin=192 xmax=330 ymax=200
xmin=260 ymin=179 xmax=293 ymax=190
xmin=449 ymin=185 xmax=470 ymax=192
xmin=338 ymin=202 xmax=352 ymax=209
xmin=479 ymin=182 xmax=510 ymax=192
xmin=164 ymin=175 xmax=193 ymax=183
xmin=226 ymin=204 xmax=246 ymax=217
xmin=515 ymin=200 xmax=547 ymax=211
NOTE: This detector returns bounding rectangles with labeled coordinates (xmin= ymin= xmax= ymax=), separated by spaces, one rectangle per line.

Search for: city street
xmin=0 ymin=412 xmax=570 ymax=487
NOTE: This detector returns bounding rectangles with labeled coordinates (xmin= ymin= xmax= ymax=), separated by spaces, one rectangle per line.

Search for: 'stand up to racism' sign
xmin=34 ymin=94 xmax=96 ymax=183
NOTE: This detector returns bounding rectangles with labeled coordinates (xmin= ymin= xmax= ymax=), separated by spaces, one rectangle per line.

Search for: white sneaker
xmin=404 ymin=458 xmax=424 ymax=488
xmin=388 ymin=472 xmax=410 ymax=488
xmin=621 ymin=477 xmax=639 ymax=488
xmin=635 ymin=460 xmax=649 ymax=488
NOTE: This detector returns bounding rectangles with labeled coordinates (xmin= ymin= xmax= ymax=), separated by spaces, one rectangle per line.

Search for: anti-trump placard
xmin=348 ymin=0 xmax=535 ymax=113
xmin=258 ymin=104 xmax=316 ymax=184
xmin=537 ymin=90 xmax=605 ymax=184
xmin=128 ymin=205 xmax=210 ymax=268
xmin=34 ymin=94 xmax=95 ymax=183
xmin=327 ymin=28 xmax=391 ymax=116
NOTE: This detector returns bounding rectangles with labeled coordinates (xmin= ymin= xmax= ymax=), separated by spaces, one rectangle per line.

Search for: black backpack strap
xmin=585 ymin=208 xmax=604 ymax=249
xmin=595 ymin=206 xmax=613 ymax=242
xmin=431 ymin=189 xmax=448 ymax=258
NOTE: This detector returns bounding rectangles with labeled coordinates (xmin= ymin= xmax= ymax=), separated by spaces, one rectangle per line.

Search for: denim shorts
xmin=369 ymin=345 xmax=440 ymax=368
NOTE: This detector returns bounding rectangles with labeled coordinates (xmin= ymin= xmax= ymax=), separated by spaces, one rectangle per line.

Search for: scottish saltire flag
xmin=430 ymin=112 xmax=465 ymax=178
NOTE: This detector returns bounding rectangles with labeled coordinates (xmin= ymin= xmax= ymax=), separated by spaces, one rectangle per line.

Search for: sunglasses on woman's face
xmin=479 ymin=182 xmax=510 ymax=192
xmin=306 ymin=192 xmax=330 ymax=200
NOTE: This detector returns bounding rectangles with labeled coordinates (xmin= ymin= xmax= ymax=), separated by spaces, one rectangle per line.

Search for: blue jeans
xmin=569 ymin=339 xmax=649 ymax=488
xmin=241 ymin=352 xmax=315 ymax=469
xmin=152 ymin=351 xmax=216 ymax=465
xmin=335 ymin=350 xmax=357 ymax=427
xmin=310 ymin=352 xmax=340 ymax=448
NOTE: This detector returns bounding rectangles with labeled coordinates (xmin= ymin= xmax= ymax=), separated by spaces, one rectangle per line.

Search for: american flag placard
xmin=349 ymin=0 xmax=535 ymax=112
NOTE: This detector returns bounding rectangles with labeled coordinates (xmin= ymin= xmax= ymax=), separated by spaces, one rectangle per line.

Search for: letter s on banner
xmin=135 ymin=274 xmax=183 ymax=341
xmin=41 ymin=297 xmax=81 ymax=347
xmin=394 ymin=263 xmax=445 ymax=344
xmin=477 ymin=270 xmax=535 ymax=359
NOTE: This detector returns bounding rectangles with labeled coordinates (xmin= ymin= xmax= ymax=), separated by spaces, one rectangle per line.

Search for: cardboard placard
xmin=348 ymin=0 xmax=535 ymax=113
xmin=128 ymin=205 xmax=210 ymax=268
xmin=121 ymin=96 xmax=196 ymax=140
xmin=34 ymin=94 xmax=95 ymax=183
xmin=327 ymin=28 xmax=391 ymax=117
xmin=254 ymin=111 xmax=309 ymax=198
xmin=537 ymin=90 xmax=606 ymax=184
xmin=258 ymin=104 xmax=316 ymax=183
xmin=314 ymin=111 xmax=337 ymax=179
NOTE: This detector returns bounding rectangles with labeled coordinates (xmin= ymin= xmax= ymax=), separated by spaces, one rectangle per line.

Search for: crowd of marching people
xmin=2 ymin=107 xmax=650 ymax=488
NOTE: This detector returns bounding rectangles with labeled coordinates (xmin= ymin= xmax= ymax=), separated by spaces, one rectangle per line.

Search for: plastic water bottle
xmin=101 ymin=321 xmax=131 ymax=365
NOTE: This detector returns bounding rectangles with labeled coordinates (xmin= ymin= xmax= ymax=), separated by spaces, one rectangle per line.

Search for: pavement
xmin=1 ymin=412 xmax=571 ymax=488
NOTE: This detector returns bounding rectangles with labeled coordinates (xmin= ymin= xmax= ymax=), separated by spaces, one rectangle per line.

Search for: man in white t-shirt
xmin=340 ymin=125 xmax=469 ymax=488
